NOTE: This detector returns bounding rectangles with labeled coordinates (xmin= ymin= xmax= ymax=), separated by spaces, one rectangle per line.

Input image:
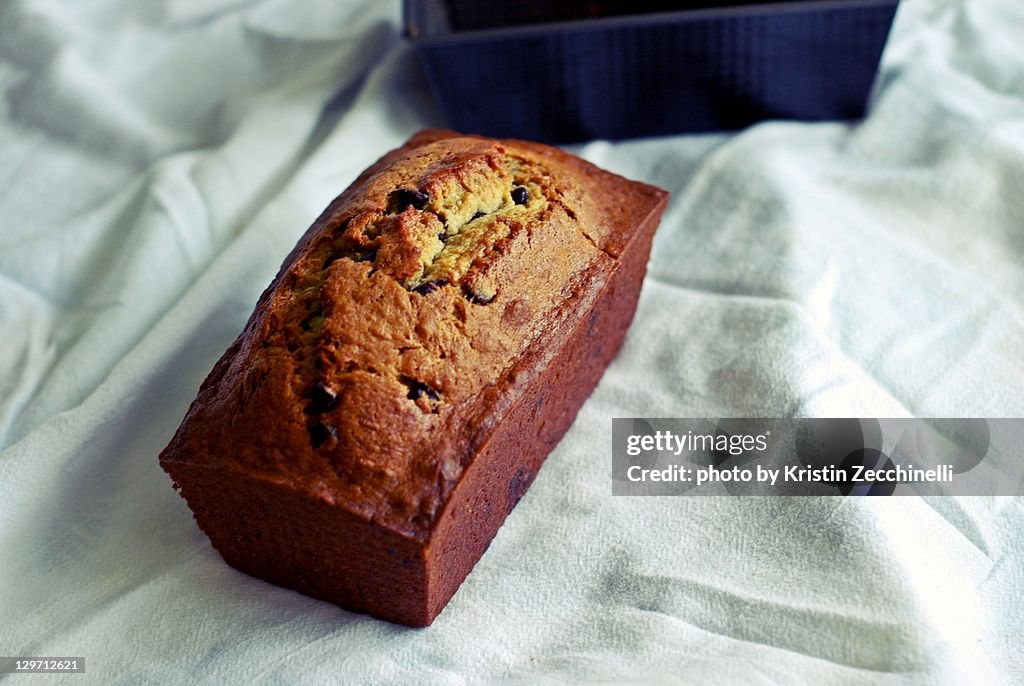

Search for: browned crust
xmin=159 ymin=130 xmax=668 ymax=626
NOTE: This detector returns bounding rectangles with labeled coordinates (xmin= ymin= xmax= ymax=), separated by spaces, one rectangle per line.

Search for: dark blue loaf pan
xmin=403 ymin=0 xmax=900 ymax=142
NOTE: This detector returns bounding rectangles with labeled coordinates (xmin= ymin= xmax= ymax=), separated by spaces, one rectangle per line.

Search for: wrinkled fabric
xmin=1 ymin=0 xmax=1022 ymax=684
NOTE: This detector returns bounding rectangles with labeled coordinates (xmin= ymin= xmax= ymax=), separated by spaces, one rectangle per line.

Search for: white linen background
xmin=1 ymin=0 xmax=1022 ymax=683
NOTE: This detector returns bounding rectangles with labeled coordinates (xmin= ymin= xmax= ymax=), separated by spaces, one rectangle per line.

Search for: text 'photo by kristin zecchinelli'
xmin=613 ymin=418 xmax=1024 ymax=496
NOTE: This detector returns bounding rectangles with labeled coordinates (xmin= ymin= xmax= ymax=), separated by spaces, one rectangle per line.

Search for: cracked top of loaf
xmin=160 ymin=130 xmax=667 ymax=539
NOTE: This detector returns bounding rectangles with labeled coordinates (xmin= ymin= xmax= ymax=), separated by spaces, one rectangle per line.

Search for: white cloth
xmin=1 ymin=0 xmax=1022 ymax=683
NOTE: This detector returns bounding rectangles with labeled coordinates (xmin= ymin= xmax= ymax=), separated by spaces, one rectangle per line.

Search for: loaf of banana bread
xmin=159 ymin=129 xmax=668 ymax=626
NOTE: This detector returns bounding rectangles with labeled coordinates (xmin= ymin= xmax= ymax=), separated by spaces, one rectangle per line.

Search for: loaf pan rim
xmin=403 ymin=0 xmax=901 ymax=45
